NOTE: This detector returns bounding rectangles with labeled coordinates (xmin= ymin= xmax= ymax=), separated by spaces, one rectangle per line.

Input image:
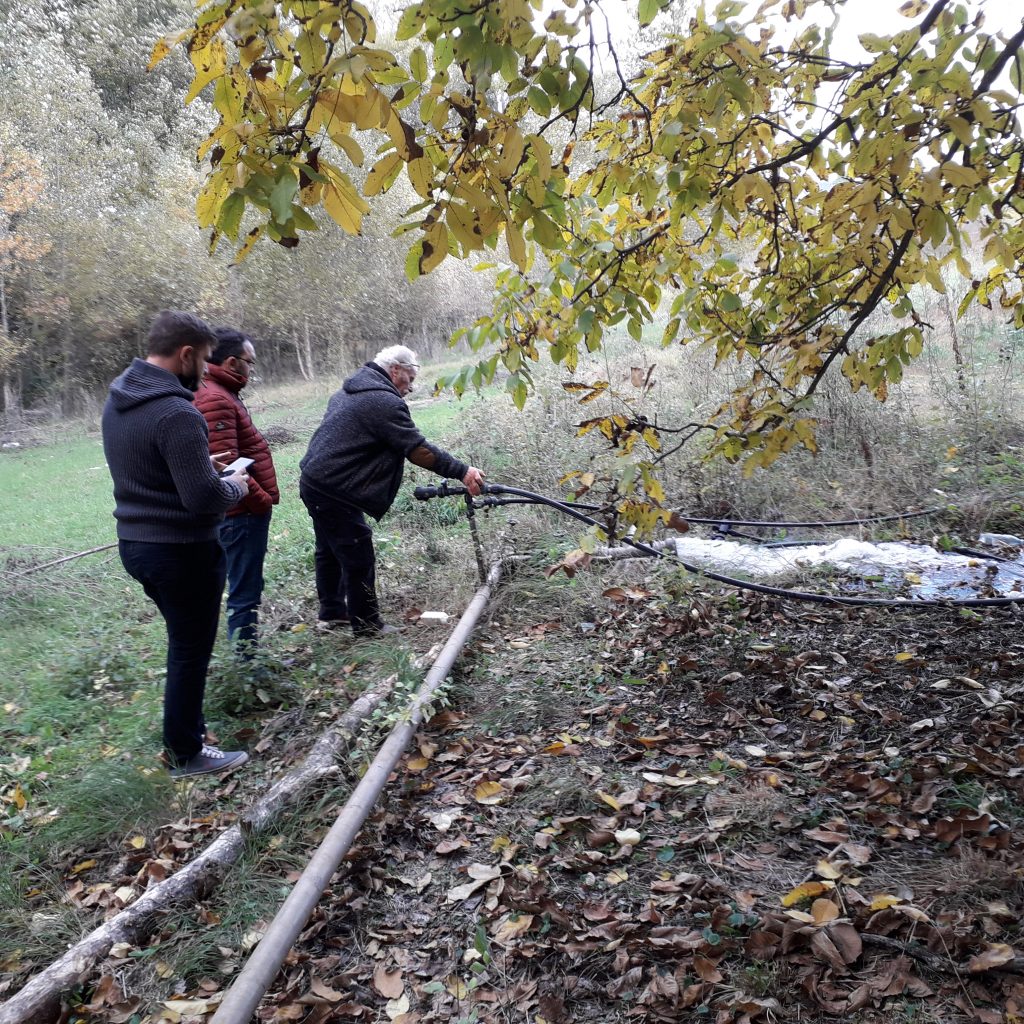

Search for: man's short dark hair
xmin=147 ymin=310 xmax=217 ymax=357
xmin=208 ymin=327 xmax=251 ymax=366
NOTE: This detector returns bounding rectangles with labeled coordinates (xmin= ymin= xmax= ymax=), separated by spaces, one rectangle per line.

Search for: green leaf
xmin=396 ymin=4 xmax=424 ymax=41
xmin=527 ymin=86 xmax=551 ymax=117
xmin=410 ymin=47 xmax=428 ymax=83
xmin=405 ymin=239 xmax=424 ymax=281
xmin=638 ymin=0 xmax=659 ymax=26
xmin=270 ymin=172 xmax=298 ymax=224
xmin=720 ymin=291 xmax=742 ymax=312
xmin=217 ymin=191 xmax=245 ymax=239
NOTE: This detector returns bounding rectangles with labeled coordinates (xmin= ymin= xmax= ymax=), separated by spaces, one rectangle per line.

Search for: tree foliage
xmin=157 ymin=0 xmax=1024 ymax=514
xmin=0 ymin=0 xmax=494 ymax=416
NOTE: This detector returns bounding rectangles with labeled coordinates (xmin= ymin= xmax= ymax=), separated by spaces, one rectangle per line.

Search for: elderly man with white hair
xmin=299 ymin=345 xmax=485 ymax=637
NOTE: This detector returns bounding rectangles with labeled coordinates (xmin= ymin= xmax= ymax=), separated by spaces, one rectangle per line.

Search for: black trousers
xmin=119 ymin=539 xmax=225 ymax=765
xmin=299 ymin=482 xmax=382 ymax=635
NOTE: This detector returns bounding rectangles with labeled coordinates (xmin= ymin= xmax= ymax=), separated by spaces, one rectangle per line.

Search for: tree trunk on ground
xmin=0 ymin=674 xmax=404 ymax=1024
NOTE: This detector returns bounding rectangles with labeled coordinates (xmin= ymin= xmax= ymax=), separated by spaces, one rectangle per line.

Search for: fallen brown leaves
xmin=17 ymin=589 xmax=1024 ymax=1024
xmin=198 ymin=592 xmax=1022 ymax=1024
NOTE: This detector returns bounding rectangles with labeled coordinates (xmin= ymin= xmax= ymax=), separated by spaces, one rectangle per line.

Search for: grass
xmin=0 ymin=363 xmax=491 ymax=970
xmin=4 ymin=336 xmax=1024 ymax=1018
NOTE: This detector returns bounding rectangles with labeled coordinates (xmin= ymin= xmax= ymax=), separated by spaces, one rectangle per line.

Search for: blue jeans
xmin=119 ymin=539 xmax=225 ymax=765
xmin=219 ymin=512 xmax=271 ymax=654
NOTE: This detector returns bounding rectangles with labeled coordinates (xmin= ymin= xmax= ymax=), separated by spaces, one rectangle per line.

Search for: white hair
xmin=374 ymin=344 xmax=419 ymax=371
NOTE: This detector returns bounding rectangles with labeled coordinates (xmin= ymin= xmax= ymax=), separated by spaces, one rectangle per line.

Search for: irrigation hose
xmin=415 ymin=483 xmax=1024 ymax=609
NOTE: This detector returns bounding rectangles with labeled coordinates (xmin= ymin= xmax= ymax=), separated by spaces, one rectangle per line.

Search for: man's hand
xmin=224 ymin=467 xmax=249 ymax=495
xmin=463 ymin=466 xmax=486 ymax=497
xmin=211 ymin=451 xmax=234 ymax=474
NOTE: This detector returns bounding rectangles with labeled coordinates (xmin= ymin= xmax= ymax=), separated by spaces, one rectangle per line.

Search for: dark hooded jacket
xmin=101 ymin=358 xmax=247 ymax=543
xmin=299 ymin=362 xmax=468 ymax=520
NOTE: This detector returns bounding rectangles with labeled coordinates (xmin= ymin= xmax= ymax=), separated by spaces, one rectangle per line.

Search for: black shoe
xmin=169 ymin=745 xmax=249 ymax=778
xmin=354 ymin=622 xmax=403 ymax=639
xmin=316 ymin=617 xmax=351 ymax=632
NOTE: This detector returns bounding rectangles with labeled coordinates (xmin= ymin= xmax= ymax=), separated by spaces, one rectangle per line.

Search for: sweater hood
xmin=203 ymin=361 xmax=246 ymax=394
xmin=343 ymin=362 xmax=400 ymax=396
xmin=108 ymin=358 xmax=194 ymax=411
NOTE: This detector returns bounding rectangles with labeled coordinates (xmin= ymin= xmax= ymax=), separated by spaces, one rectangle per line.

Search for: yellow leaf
xmin=385 ymin=109 xmax=420 ymax=161
xmin=447 ymin=201 xmax=483 ymax=251
xmin=595 ymin=790 xmax=621 ymax=812
xmin=315 ymin=89 xmax=359 ymax=130
xmin=185 ymin=37 xmax=227 ymax=105
xmin=493 ymin=913 xmax=534 ymax=943
xmin=364 ymin=153 xmax=403 ymax=196
xmin=474 ymin=780 xmax=504 ymax=805
xmin=505 ymin=220 xmax=526 ymax=271
xmin=10 ymin=783 xmax=27 ymax=811
xmin=781 ymin=880 xmax=832 ymax=907
xmin=605 ymin=867 xmax=629 ymax=886
xmin=354 ymin=86 xmax=389 ymax=131
xmin=406 ymin=755 xmax=429 ymax=772
xmin=196 ymin=173 xmax=230 ymax=230
xmin=419 ymin=221 xmax=448 ymax=274
xmin=129 ymin=835 xmax=147 ymax=850
xmin=328 ymin=129 xmax=365 ymax=168
xmin=323 ymin=179 xmax=369 ymax=235
xmin=71 ymin=859 xmax=98 ymax=874
xmin=148 ymin=29 xmax=189 ymax=71
xmin=496 ymin=126 xmax=525 ymax=179
xmin=815 ymin=860 xmax=842 ymax=880
xmin=407 ymin=156 xmax=433 ymax=199
xmin=869 ymin=894 xmax=902 ymax=911
xmin=894 ymin=651 xmax=915 ymax=662
xmin=445 ymin=976 xmax=468 ymax=999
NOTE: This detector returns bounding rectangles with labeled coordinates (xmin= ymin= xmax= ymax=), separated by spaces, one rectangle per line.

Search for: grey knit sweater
xmin=300 ymin=362 xmax=468 ymax=520
xmin=101 ymin=359 xmax=247 ymax=543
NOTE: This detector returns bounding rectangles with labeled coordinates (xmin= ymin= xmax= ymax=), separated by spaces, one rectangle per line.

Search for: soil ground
xmin=57 ymin=564 xmax=1024 ymax=1024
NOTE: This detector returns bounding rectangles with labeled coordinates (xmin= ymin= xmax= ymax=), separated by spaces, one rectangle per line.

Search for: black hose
xmin=681 ymin=507 xmax=945 ymax=529
xmin=415 ymin=482 xmax=1024 ymax=609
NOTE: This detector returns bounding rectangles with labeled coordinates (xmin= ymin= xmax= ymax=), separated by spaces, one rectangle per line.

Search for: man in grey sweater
xmin=102 ymin=310 xmax=251 ymax=777
xmin=300 ymin=345 xmax=484 ymax=636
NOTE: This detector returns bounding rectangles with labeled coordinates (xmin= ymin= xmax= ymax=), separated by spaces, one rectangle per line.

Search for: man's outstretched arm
xmin=408 ymin=444 xmax=485 ymax=496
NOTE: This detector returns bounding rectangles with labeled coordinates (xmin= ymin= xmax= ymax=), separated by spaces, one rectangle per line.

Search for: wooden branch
xmin=862 ymin=933 xmax=1024 ymax=977
xmin=4 ymin=544 xmax=117 ymax=578
xmin=0 ymin=666 xmax=419 ymax=1024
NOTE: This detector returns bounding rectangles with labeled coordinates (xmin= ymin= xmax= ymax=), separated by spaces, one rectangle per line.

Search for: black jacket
xmin=101 ymin=359 xmax=246 ymax=542
xmin=299 ymin=362 xmax=468 ymax=520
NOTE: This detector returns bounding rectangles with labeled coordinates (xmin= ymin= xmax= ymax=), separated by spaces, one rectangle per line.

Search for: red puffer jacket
xmin=194 ymin=363 xmax=280 ymax=517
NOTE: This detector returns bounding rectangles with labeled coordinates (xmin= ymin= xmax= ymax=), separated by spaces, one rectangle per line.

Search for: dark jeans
xmin=299 ymin=482 xmax=382 ymax=634
xmin=119 ymin=539 xmax=226 ymax=765
xmin=220 ymin=512 xmax=271 ymax=655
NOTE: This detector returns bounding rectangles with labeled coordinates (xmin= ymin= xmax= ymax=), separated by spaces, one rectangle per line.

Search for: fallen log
xmin=0 ymin=666 xmax=417 ymax=1024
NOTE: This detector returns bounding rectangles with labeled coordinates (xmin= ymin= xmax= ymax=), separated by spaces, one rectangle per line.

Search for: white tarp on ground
xmin=673 ymin=536 xmax=1024 ymax=599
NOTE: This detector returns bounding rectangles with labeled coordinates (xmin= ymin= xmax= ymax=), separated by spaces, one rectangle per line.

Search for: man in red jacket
xmin=195 ymin=327 xmax=280 ymax=656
